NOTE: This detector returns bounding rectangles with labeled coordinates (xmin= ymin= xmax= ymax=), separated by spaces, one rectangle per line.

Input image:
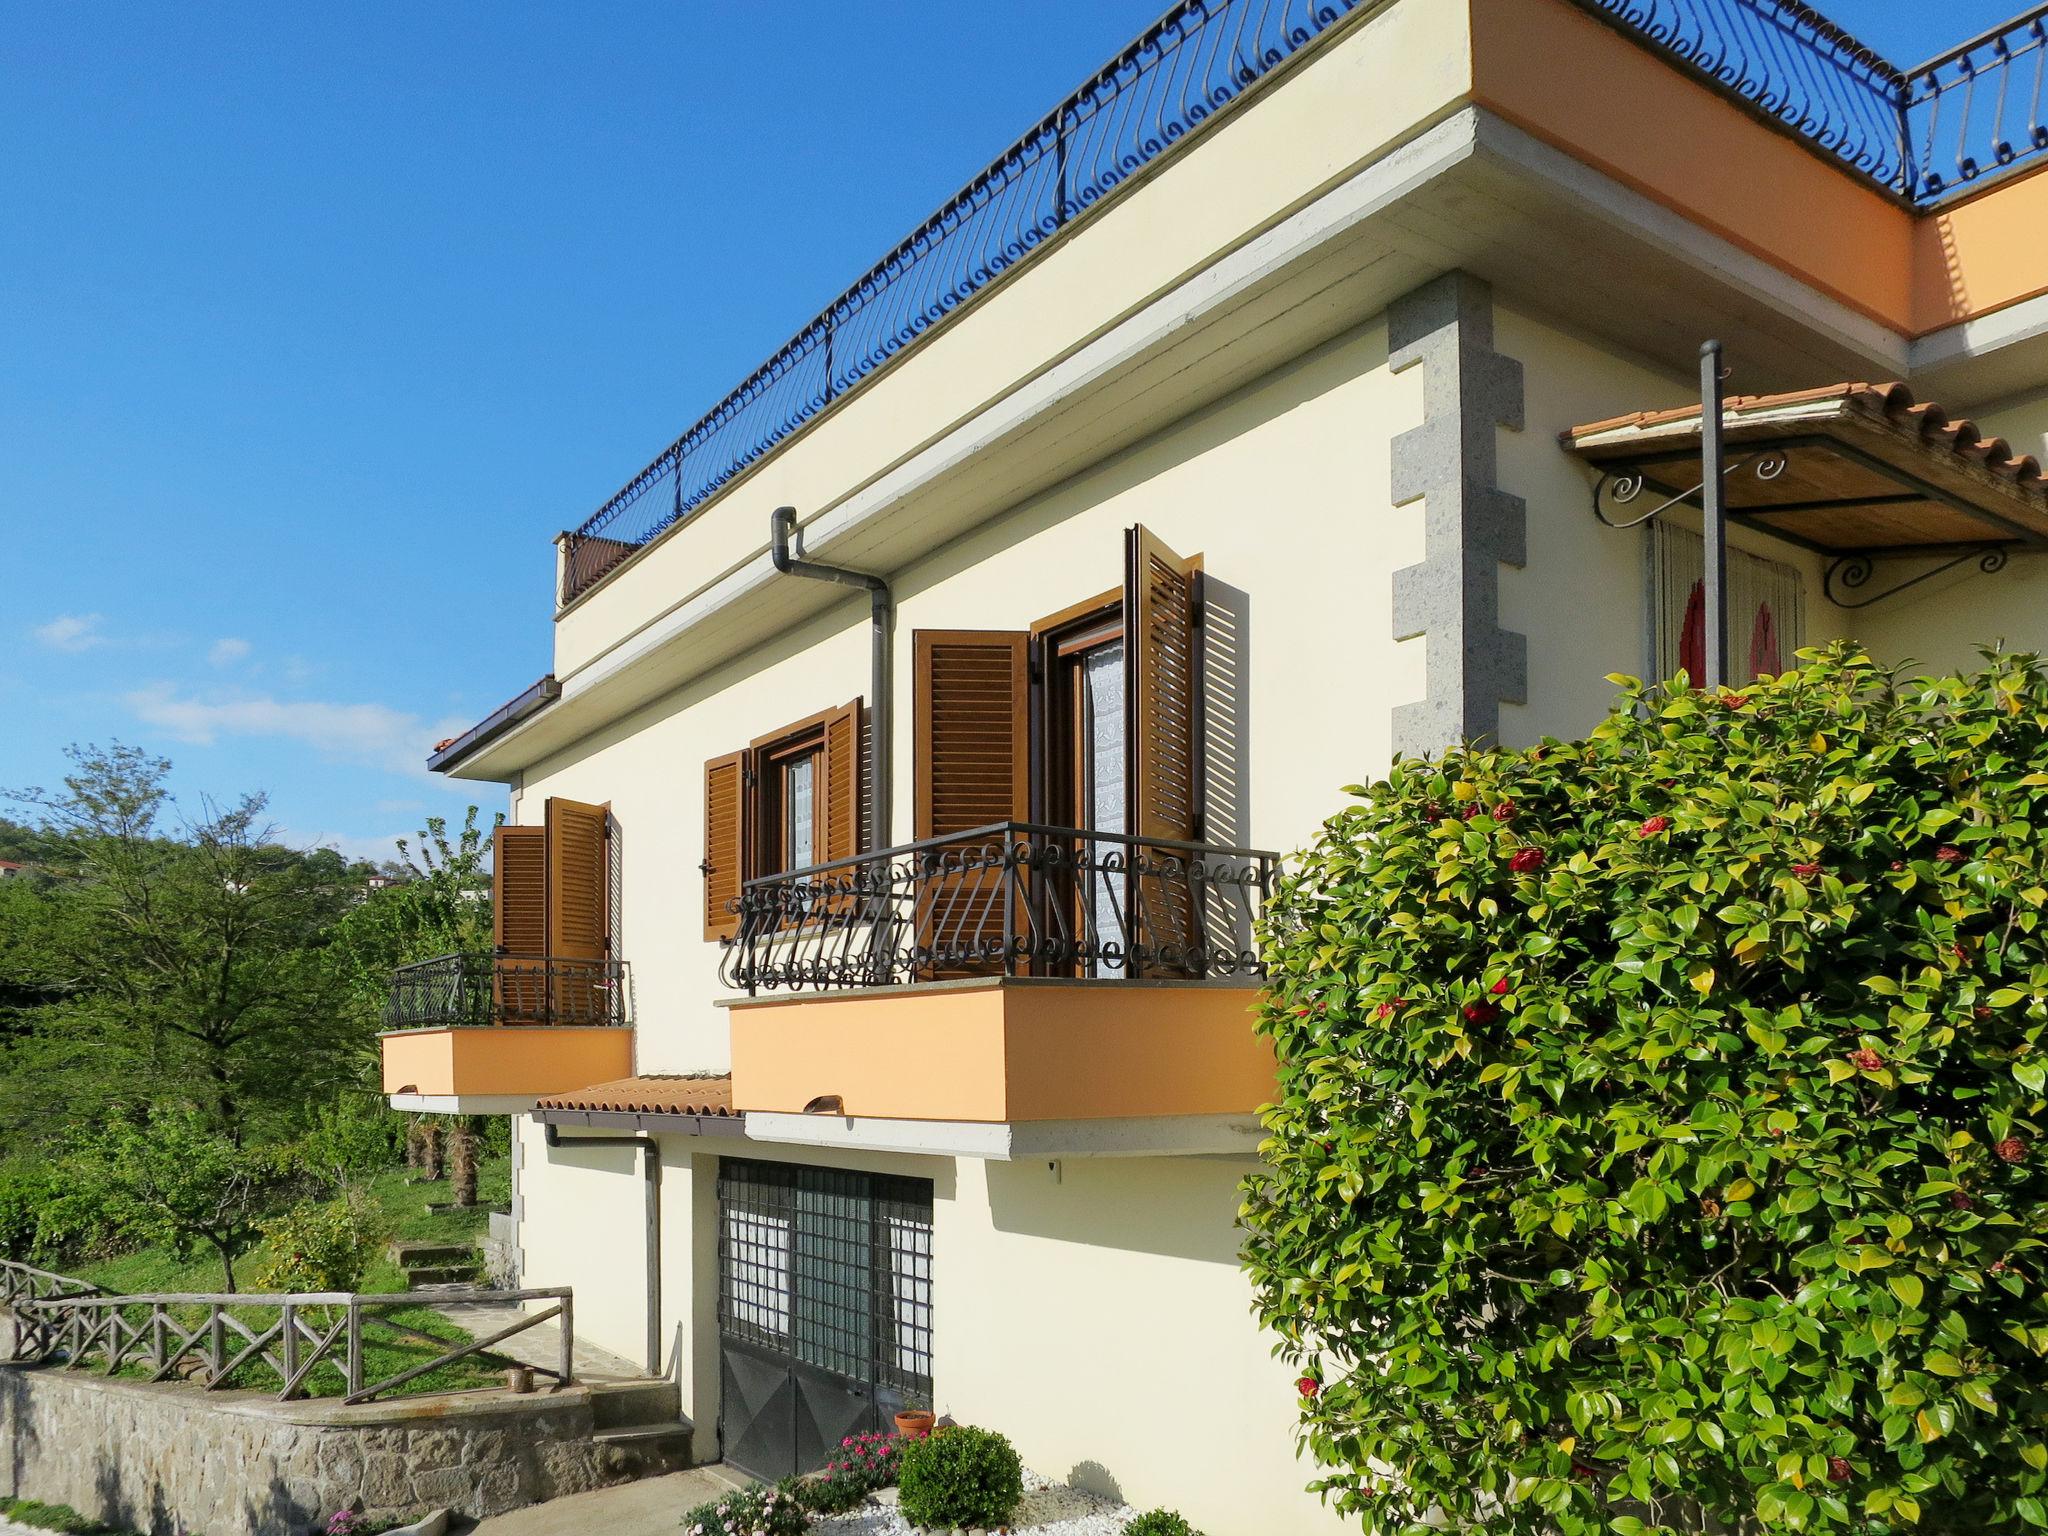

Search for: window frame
xmin=748 ymin=705 xmax=841 ymax=880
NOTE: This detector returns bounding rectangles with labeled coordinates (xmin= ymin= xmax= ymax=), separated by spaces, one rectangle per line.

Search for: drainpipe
xmin=543 ymin=1124 xmax=662 ymax=1377
xmin=769 ymin=505 xmax=893 ymax=849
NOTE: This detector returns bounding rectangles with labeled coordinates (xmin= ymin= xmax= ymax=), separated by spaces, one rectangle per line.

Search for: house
xmin=0 ymin=860 xmax=22 ymax=880
xmin=381 ymin=0 xmax=2048 ymax=1528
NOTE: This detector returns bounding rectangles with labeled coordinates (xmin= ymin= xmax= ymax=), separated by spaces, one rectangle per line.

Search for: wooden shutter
xmin=545 ymin=797 xmax=610 ymax=1023
xmin=914 ymin=631 xmax=1029 ymax=974
xmin=914 ymin=632 xmax=1029 ymax=837
xmin=703 ymin=750 xmax=750 ymax=942
xmin=493 ymin=823 xmax=547 ymax=1022
xmin=1124 ymin=525 xmax=1204 ymax=974
xmin=821 ymin=698 xmax=865 ymax=863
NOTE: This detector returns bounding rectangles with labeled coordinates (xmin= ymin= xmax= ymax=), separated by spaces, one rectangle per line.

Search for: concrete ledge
xmin=741 ymin=1110 xmax=1268 ymax=1160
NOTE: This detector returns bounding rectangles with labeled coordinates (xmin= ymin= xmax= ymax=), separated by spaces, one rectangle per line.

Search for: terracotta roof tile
xmin=536 ymin=1073 xmax=736 ymax=1117
xmin=1564 ymin=381 xmax=2048 ymax=501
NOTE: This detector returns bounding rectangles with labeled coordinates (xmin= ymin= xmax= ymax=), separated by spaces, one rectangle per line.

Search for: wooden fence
xmin=1 ymin=1259 xmax=573 ymax=1406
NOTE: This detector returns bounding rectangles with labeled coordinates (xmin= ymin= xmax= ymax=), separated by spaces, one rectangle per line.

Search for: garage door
xmin=717 ymin=1158 xmax=935 ymax=1480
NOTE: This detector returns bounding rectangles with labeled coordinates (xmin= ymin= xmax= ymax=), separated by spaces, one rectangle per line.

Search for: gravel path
xmin=813 ymin=1470 xmax=1138 ymax=1536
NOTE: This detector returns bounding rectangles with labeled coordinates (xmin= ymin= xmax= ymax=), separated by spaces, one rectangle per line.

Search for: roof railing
xmin=1905 ymin=5 xmax=2048 ymax=199
xmin=558 ymin=0 xmax=2048 ymax=609
xmin=558 ymin=0 xmax=1369 ymax=606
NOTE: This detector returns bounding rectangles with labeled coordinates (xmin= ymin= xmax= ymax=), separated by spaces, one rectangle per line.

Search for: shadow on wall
xmin=1068 ymin=1459 xmax=1124 ymax=1502
xmin=982 ymin=1156 xmax=1248 ymax=1266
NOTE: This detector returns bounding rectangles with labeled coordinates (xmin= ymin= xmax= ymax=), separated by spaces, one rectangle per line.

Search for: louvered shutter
xmin=914 ymin=631 xmax=1028 ymax=973
xmin=1124 ymin=525 xmax=1204 ymax=975
xmin=821 ymin=698 xmax=865 ymax=863
xmin=545 ymin=797 xmax=610 ymax=1023
xmin=703 ymin=750 xmax=750 ymax=943
xmin=493 ymin=824 xmax=547 ymax=1022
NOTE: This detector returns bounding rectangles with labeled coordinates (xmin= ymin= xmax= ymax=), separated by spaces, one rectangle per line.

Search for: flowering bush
xmin=680 ymin=1483 xmax=808 ymax=1536
xmin=793 ymin=1430 xmax=901 ymax=1514
xmin=896 ymin=1424 xmax=1023 ymax=1530
xmin=1243 ymin=647 xmax=2048 ymax=1534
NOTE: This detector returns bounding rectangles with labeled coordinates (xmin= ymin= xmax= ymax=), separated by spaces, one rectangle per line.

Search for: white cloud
xmin=208 ymin=637 xmax=252 ymax=667
xmin=34 ymin=613 xmax=107 ymax=652
xmin=123 ymin=686 xmax=465 ymax=778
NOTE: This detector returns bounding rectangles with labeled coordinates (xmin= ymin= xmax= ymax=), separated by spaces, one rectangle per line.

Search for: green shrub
xmin=0 ymin=1498 xmax=135 ymax=1535
xmin=1242 ymin=646 xmax=2048 ymax=1534
xmin=0 ymin=1161 xmax=61 ymax=1261
xmin=896 ymin=1424 xmax=1023 ymax=1530
xmin=679 ymin=1483 xmax=808 ymax=1536
xmin=1124 ymin=1511 xmax=1202 ymax=1536
xmin=252 ymin=1187 xmax=388 ymax=1292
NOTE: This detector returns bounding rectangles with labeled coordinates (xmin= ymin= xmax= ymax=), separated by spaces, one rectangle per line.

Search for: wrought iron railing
xmin=1574 ymin=0 xmax=2048 ymax=203
xmin=1906 ymin=7 xmax=2048 ymax=199
xmin=558 ymin=0 xmax=1368 ymax=606
xmin=383 ymin=952 xmax=631 ymax=1029
xmin=718 ymin=822 xmax=1276 ymax=995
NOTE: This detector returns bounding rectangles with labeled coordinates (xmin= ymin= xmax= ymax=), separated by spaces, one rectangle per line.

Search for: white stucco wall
xmin=518 ymin=315 xmax=1421 ymax=1079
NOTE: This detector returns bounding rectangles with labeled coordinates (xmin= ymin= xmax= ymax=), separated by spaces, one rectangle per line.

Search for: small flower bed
xmin=794 ymin=1430 xmax=902 ymax=1515
xmin=682 ymin=1484 xmax=809 ymax=1536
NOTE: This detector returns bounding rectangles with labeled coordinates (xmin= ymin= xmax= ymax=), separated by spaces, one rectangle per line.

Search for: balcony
xmin=379 ymin=953 xmax=635 ymax=1114
xmin=719 ymin=825 xmax=1283 ymax=1152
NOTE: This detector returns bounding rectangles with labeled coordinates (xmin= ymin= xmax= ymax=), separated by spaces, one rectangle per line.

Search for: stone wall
xmin=0 ymin=1363 xmax=686 ymax=1536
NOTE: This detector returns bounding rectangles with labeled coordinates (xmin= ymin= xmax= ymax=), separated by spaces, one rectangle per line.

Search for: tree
xmin=1243 ymin=647 xmax=2048 ymax=1535
xmin=65 ymin=1109 xmax=297 ymax=1291
xmin=3 ymin=744 xmax=364 ymax=1147
xmin=327 ymin=807 xmax=498 ymax=1022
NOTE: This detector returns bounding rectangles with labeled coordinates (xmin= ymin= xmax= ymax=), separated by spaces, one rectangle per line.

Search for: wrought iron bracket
xmin=1592 ymin=451 xmax=1789 ymax=530
xmin=1822 ymin=546 xmax=2013 ymax=609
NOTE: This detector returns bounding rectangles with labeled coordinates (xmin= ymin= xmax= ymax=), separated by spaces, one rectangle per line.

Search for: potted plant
xmin=892 ymin=1392 xmax=934 ymax=1440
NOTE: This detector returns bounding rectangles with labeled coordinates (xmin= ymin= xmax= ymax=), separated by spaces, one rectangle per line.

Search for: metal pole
xmin=1699 ymin=340 xmax=1728 ymax=690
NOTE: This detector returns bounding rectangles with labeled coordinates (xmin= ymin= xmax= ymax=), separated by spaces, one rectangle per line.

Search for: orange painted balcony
xmin=379 ymin=952 xmax=634 ymax=1111
xmin=718 ymin=824 xmax=1279 ymax=1126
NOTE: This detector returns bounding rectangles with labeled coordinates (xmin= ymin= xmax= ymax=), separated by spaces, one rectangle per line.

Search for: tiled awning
xmin=1563 ymin=382 xmax=2048 ymax=556
xmin=536 ymin=1073 xmax=736 ymax=1119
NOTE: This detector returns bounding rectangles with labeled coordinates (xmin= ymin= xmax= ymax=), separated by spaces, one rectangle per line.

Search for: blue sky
xmin=0 ymin=0 xmax=2016 ymax=863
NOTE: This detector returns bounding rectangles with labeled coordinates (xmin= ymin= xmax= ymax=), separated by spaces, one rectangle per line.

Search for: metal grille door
xmin=717 ymin=1159 xmax=933 ymax=1480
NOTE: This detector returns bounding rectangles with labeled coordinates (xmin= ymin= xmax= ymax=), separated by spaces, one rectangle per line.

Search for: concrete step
xmin=589 ymin=1379 xmax=681 ymax=1430
xmin=401 ymin=1264 xmax=479 ymax=1286
xmin=390 ymin=1240 xmax=476 ymax=1265
xmin=591 ymin=1422 xmax=696 ymax=1475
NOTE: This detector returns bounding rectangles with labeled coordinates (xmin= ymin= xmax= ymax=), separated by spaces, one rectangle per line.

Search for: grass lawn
xmin=56 ymin=1156 xmax=513 ymax=1400
xmin=0 ymin=1497 xmax=142 ymax=1535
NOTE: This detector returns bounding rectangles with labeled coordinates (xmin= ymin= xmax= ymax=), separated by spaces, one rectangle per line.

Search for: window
xmin=1035 ymin=592 xmax=1129 ymax=975
xmin=702 ymin=699 xmax=863 ymax=941
xmin=1650 ymin=524 xmax=1806 ymax=684
xmin=490 ymin=796 xmax=615 ymax=1022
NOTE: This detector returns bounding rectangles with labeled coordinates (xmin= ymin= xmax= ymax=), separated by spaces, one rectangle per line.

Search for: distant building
xmin=0 ymin=860 xmax=24 ymax=880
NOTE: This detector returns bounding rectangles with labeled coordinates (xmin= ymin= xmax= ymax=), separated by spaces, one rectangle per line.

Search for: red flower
xmin=1792 ymin=862 xmax=1823 ymax=879
xmin=1297 ymin=1376 xmax=1320 ymax=1399
xmin=1464 ymin=1002 xmax=1500 ymax=1025
xmin=1951 ymin=1190 xmax=1975 ymax=1211
xmin=1991 ymin=1259 xmax=2012 ymax=1275
xmin=1422 ymin=802 xmax=1443 ymax=823
xmin=1997 ymin=1136 xmax=2028 ymax=1165
xmin=1374 ymin=997 xmax=1406 ymax=1020
xmin=1976 ymin=1005 xmax=1994 ymax=1019
xmin=1936 ymin=845 xmax=1965 ymax=864
xmin=1847 ymin=1047 xmax=1883 ymax=1072
xmin=1491 ymin=800 xmax=1517 ymax=822
xmin=1725 ymin=694 xmax=1749 ymax=709
xmin=1509 ymin=847 xmax=1544 ymax=874
xmin=1489 ymin=977 xmax=1510 ymax=996
xmin=1827 ymin=1457 xmax=1852 ymax=1484
xmin=1462 ymin=802 xmax=1485 ymax=821
xmin=1638 ymin=816 xmax=1670 ymax=837
xmin=1890 ymin=860 xmax=1906 ymax=872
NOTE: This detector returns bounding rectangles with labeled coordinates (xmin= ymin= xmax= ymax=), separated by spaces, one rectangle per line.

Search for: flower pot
xmin=893 ymin=1408 xmax=934 ymax=1439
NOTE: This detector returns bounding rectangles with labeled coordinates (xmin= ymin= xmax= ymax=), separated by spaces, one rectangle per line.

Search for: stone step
xmin=589 ymin=1379 xmax=681 ymax=1430
xmin=591 ymin=1422 xmax=696 ymax=1474
xmin=389 ymin=1240 xmax=476 ymax=1265
xmin=401 ymin=1264 xmax=480 ymax=1286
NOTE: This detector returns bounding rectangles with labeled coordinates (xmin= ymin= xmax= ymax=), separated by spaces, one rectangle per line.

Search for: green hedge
xmin=1243 ymin=647 xmax=2048 ymax=1534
